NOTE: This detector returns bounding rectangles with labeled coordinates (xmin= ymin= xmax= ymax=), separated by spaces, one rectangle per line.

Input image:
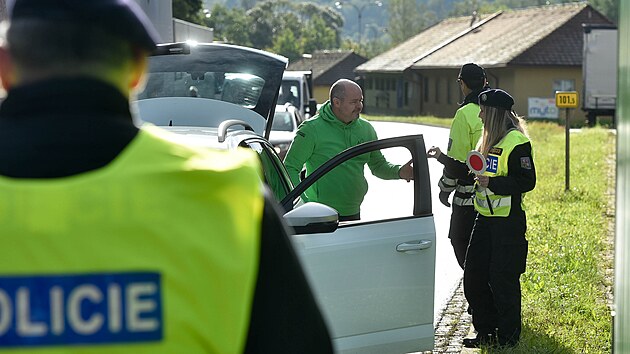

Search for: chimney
xmin=470 ymin=10 xmax=478 ymax=27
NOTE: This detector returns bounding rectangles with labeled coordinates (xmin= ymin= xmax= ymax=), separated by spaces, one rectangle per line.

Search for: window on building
xmin=553 ymin=79 xmax=575 ymax=95
xmin=404 ymin=82 xmax=409 ymax=106
xmin=435 ymin=78 xmax=440 ymax=103
xmin=447 ymin=79 xmax=452 ymax=104
xmin=424 ymin=77 xmax=429 ymax=102
xmin=366 ymin=78 xmax=373 ymax=90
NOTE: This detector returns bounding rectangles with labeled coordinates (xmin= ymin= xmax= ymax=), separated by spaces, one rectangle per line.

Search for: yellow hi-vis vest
xmin=474 ymin=130 xmax=530 ymax=217
xmin=0 ymin=125 xmax=263 ymax=353
xmin=447 ymin=103 xmax=483 ymax=162
xmin=440 ymin=103 xmax=483 ymax=205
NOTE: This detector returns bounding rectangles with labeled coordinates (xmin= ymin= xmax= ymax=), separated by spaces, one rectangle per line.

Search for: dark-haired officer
xmin=438 ymin=63 xmax=489 ymax=269
xmin=0 ymin=0 xmax=332 ymax=352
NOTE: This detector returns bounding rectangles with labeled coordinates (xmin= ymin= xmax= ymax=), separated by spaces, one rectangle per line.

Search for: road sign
xmin=555 ymin=91 xmax=579 ymax=108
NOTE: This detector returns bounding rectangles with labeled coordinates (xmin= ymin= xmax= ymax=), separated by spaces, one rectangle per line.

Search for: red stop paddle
xmin=466 ymin=151 xmax=494 ymax=215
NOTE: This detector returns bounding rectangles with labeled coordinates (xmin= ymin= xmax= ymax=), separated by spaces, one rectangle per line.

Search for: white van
xmin=281 ymin=70 xmax=318 ymax=118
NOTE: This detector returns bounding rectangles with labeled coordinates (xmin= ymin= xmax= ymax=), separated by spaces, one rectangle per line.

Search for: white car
xmin=270 ymin=104 xmax=304 ymax=160
xmin=134 ymin=42 xmax=436 ymax=353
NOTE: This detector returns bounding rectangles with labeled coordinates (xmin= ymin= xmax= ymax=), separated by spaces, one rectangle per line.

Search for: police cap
xmin=8 ymin=0 xmax=161 ymax=51
xmin=458 ymin=63 xmax=486 ymax=82
xmin=478 ymin=89 xmax=514 ymax=111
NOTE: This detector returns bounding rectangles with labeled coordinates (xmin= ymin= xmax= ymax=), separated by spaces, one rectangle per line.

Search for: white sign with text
xmin=528 ymin=97 xmax=559 ymax=119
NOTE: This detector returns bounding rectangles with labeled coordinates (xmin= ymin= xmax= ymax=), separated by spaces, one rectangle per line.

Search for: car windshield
xmin=137 ymin=71 xmax=265 ymax=109
xmin=278 ymin=80 xmax=299 ymax=106
xmin=271 ymin=111 xmax=294 ymax=131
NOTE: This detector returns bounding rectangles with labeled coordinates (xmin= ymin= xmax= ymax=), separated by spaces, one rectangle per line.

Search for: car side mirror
xmin=283 ymin=202 xmax=338 ymax=234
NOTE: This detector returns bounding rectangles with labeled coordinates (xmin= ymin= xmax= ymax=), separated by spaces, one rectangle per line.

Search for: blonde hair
xmin=479 ymin=106 xmax=528 ymax=156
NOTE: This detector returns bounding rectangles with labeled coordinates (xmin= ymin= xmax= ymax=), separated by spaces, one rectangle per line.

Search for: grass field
xmin=366 ymin=115 xmax=616 ymax=353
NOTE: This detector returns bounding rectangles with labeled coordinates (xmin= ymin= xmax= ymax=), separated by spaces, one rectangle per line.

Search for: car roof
xmin=283 ymin=70 xmax=311 ymax=79
xmin=155 ymin=125 xmax=259 ymax=151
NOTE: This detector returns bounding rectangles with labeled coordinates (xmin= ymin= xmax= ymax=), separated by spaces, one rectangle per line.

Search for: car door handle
xmin=396 ymin=240 xmax=432 ymax=253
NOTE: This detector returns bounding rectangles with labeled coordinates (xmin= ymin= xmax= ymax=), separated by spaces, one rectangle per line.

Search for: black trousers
xmin=448 ymin=204 xmax=477 ymax=269
xmin=463 ymin=213 xmax=528 ymax=345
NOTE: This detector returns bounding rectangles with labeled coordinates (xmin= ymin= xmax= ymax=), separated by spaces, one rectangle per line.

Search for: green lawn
xmin=367 ymin=115 xmax=615 ymax=353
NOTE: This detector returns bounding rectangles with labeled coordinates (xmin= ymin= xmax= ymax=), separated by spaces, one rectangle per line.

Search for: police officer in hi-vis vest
xmin=0 ymin=1 xmax=332 ymax=353
xmin=428 ymin=89 xmax=536 ymax=348
xmin=439 ymin=63 xmax=488 ymax=269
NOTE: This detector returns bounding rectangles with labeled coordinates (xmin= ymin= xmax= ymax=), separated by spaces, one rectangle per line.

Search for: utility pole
xmin=334 ymin=1 xmax=383 ymax=45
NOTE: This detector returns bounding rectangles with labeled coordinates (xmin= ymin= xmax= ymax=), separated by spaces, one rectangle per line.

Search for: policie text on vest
xmin=0 ymin=272 xmax=162 ymax=347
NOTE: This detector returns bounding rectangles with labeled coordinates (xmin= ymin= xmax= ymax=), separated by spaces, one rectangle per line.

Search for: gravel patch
xmin=432 ymin=279 xmax=474 ymax=353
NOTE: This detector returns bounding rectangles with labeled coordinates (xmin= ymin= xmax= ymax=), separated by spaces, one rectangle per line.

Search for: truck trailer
xmin=582 ymin=24 xmax=618 ymax=126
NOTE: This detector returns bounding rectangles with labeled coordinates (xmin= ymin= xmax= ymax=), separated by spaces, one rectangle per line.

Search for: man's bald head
xmin=330 ymin=79 xmax=361 ymax=101
xmin=329 ymin=79 xmax=363 ymax=124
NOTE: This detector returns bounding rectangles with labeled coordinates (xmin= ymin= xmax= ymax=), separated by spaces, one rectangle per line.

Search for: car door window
xmin=361 ymin=146 xmax=415 ymax=221
xmin=281 ymin=135 xmax=432 ymax=222
xmin=243 ymin=139 xmax=293 ymax=201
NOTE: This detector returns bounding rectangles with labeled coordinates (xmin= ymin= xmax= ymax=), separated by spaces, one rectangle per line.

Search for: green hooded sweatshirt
xmin=283 ymin=101 xmax=401 ymax=217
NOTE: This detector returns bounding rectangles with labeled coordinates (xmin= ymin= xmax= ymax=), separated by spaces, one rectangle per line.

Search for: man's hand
xmin=427 ymin=146 xmax=442 ymax=159
xmin=399 ymin=160 xmax=414 ymax=182
xmin=439 ymin=190 xmax=451 ymax=207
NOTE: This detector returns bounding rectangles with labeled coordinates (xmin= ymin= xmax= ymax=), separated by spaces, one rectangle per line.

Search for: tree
xmin=272 ymin=29 xmax=302 ymax=63
xmin=246 ymin=0 xmax=343 ymax=51
xmin=246 ymin=0 xmax=285 ymax=50
xmin=173 ymin=0 xmax=203 ymax=24
xmin=388 ymin=0 xmax=422 ymax=45
xmin=302 ymin=14 xmax=338 ymax=54
xmin=203 ymin=4 xmax=252 ymax=45
xmin=589 ymin=0 xmax=618 ymax=23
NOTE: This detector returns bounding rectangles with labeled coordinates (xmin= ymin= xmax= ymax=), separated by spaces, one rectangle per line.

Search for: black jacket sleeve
xmin=487 ymin=142 xmax=536 ymax=195
xmin=244 ymin=189 xmax=333 ymax=354
xmin=437 ymin=153 xmax=476 ymax=184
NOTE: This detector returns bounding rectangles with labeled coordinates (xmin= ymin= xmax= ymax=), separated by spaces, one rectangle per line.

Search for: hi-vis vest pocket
xmin=0 ymin=272 xmax=162 ymax=347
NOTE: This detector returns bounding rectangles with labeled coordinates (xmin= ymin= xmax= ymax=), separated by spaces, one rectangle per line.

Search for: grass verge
xmin=368 ymin=116 xmax=615 ymax=353
xmin=515 ymin=122 xmax=615 ymax=354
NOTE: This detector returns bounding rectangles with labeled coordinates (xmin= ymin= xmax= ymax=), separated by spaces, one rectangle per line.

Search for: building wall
xmin=133 ymin=0 xmax=173 ymax=43
xmin=173 ymin=18 xmax=214 ymax=43
xmin=362 ymin=73 xmax=418 ymax=116
xmin=510 ymin=66 xmax=583 ymax=120
xmin=362 ymin=65 xmax=583 ymax=119
xmin=416 ymin=69 xmax=462 ymax=118
xmin=313 ymin=86 xmax=329 ymax=104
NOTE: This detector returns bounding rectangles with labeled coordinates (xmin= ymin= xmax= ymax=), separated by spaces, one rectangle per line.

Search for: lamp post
xmin=334 ymin=1 xmax=383 ymax=45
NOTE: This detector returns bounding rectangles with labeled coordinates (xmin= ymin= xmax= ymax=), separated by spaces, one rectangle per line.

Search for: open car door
xmin=281 ymin=135 xmax=436 ymax=353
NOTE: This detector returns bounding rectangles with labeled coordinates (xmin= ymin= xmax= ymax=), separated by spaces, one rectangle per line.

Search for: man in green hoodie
xmin=284 ymin=79 xmax=413 ymax=221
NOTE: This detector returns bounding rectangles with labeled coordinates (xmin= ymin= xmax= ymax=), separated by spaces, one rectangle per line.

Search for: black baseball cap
xmin=478 ymin=89 xmax=515 ymax=111
xmin=458 ymin=63 xmax=486 ymax=82
xmin=8 ymin=0 xmax=161 ymax=51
